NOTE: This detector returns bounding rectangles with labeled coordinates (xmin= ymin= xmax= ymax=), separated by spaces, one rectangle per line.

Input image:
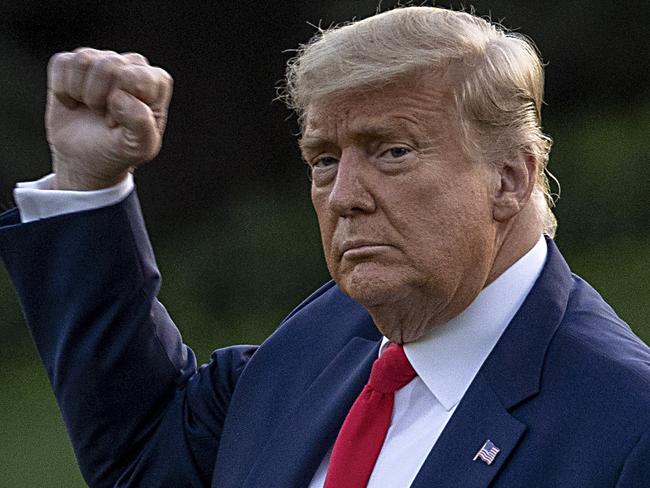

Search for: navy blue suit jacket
xmin=1 ymin=192 xmax=649 ymax=487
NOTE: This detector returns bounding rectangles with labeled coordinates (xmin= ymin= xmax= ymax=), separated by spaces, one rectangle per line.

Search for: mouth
xmin=339 ymin=240 xmax=393 ymax=259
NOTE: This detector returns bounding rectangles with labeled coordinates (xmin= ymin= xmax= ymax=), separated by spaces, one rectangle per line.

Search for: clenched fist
xmin=46 ymin=48 xmax=173 ymax=190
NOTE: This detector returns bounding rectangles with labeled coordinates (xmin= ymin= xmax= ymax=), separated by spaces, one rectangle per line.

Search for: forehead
xmin=301 ymin=76 xmax=455 ymax=144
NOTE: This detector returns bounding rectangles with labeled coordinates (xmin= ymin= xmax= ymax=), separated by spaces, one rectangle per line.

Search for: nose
xmin=328 ymin=149 xmax=376 ymax=217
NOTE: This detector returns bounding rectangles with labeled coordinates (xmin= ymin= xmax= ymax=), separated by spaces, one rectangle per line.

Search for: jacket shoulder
xmin=548 ymin=273 xmax=650 ymax=410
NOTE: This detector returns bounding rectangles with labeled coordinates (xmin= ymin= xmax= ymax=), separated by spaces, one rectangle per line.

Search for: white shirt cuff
xmin=14 ymin=173 xmax=135 ymax=224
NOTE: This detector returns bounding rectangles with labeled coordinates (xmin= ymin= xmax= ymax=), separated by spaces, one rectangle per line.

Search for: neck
xmin=486 ymin=204 xmax=542 ymax=286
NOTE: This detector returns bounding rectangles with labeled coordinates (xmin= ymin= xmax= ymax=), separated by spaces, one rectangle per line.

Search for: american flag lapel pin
xmin=473 ymin=439 xmax=501 ymax=465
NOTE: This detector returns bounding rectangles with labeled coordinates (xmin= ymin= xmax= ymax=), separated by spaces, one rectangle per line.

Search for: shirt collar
xmin=380 ymin=235 xmax=547 ymax=411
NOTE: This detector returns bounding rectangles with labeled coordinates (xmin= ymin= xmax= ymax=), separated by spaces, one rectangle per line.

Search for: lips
xmin=339 ymin=239 xmax=391 ymax=258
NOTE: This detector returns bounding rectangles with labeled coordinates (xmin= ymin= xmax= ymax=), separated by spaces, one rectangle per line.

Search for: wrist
xmin=53 ymin=171 xmax=130 ymax=191
xmin=52 ymin=155 xmax=131 ymax=191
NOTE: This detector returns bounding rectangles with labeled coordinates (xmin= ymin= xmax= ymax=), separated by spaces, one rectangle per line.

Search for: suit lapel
xmin=242 ymin=336 xmax=380 ymax=488
xmin=411 ymin=372 xmax=526 ymax=487
xmin=413 ymin=239 xmax=572 ymax=487
xmin=480 ymin=238 xmax=571 ymax=410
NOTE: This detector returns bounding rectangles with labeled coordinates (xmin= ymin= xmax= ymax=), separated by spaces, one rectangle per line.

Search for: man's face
xmin=301 ymin=76 xmax=498 ymax=340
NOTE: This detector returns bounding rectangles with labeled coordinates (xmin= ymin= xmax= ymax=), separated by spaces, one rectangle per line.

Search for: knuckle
xmin=152 ymin=67 xmax=173 ymax=86
xmin=48 ymin=52 xmax=63 ymax=67
xmin=74 ymin=47 xmax=116 ymax=57
xmin=120 ymin=63 xmax=139 ymax=78
xmin=94 ymin=54 xmax=125 ymax=77
xmin=115 ymin=67 xmax=136 ymax=90
xmin=75 ymin=50 xmax=96 ymax=68
xmin=142 ymin=70 xmax=158 ymax=90
xmin=48 ymin=53 xmax=74 ymax=92
xmin=121 ymin=52 xmax=149 ymax=65
xmin=137 ymin=64 xmax=156 ymax=80
xmin=48 ymin=52 xmax=71 ymax=71
xmin=121 ymin=66 xmax=157 ymax=97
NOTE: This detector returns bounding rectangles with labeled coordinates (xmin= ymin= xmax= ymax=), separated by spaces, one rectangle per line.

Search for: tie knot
xmin=368 ymin=343 xmax=417 ymax=393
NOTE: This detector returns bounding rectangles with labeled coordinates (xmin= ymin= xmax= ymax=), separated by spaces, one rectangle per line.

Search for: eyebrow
xmin=299 ymin=117 xmax=433 ymax=152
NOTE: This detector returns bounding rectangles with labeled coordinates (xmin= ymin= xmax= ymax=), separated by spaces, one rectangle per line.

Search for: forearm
xmin=0 ymin=192 xmax=197 ymax=486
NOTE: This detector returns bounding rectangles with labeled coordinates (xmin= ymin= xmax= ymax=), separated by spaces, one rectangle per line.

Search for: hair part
xmin=281 ymin=6 xmax=558 ymax=237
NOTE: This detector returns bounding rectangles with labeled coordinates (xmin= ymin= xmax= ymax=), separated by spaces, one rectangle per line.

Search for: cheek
xmin=311 ymin=190 xmax=335 ymax=255
xmin=395 ymin=179 xmax=492 ymax=253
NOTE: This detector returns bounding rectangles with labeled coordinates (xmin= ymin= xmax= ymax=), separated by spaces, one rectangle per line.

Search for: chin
xmin=335 ymin=262 xmax=409 ymax=307
xmin=342 ymin=284 xmax=398 ymax=308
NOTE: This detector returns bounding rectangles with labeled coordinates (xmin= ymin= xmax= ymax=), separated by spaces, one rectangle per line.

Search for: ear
xmin=492 ymin=151 xmax=537 ymax=222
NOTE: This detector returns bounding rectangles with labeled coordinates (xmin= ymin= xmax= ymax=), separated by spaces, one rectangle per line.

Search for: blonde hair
xmin=282 ymin=6 xmax=558 ymax=237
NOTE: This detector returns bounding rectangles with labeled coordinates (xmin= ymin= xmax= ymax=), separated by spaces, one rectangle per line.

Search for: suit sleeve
xmin=615 ymin=429 xmax=650 ymax=488
xmin=0 ymin=192 xmax=253 ymax=487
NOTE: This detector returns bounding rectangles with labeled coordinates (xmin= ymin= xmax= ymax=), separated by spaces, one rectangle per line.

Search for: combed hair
xmin=282 ymin=6 xmax=558 ymax=237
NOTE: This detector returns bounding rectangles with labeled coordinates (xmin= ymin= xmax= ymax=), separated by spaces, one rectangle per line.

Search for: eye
xmin=312 ymin=155 xmax=339 ymax=168
xmin=385 ymin=147 xmax=411 ymax=158
xmin=307 ymin=154 xmax=339 ymax=184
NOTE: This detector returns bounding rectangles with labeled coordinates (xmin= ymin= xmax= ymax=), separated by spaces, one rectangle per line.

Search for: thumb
xmin=106 ymin=88 xmax=161 ymax=162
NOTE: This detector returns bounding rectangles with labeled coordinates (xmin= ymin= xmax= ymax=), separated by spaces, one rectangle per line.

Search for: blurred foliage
xmin=0 ymin=361 xmax=84 ymax=487
xmin=0 ymin=1 xmax=649 ymax=486
xmin=565 ymin=237 xmax=650 ymax=343
xmin=549 ymin=101 xmax=650 ymax=247
xmin=154 ymin=189 xmax=329 ymax=361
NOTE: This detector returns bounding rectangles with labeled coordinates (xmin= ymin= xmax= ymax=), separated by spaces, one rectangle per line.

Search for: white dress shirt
xmin=14 ymin=175 xmax=547 ymax=488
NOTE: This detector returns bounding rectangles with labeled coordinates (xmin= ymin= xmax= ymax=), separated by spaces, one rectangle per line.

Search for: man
xmin=1 ymin=6 xmax=648 ymax=488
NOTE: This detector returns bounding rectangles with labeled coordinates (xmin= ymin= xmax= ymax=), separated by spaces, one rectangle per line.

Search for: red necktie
xmin=324 ymin=343 xmax=417 ymax=488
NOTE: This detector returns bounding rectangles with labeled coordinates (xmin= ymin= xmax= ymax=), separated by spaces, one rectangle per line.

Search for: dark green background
xmin=1 ymin=1 xmax=648 ymax=486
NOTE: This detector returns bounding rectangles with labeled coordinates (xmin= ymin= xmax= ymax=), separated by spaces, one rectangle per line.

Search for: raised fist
xmin=46 ymin=48 xmax=173 ymax=190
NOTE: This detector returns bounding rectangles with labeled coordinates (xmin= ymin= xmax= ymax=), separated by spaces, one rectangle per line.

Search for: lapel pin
xmin=473 ymin=439 xmax=501 ymax=465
